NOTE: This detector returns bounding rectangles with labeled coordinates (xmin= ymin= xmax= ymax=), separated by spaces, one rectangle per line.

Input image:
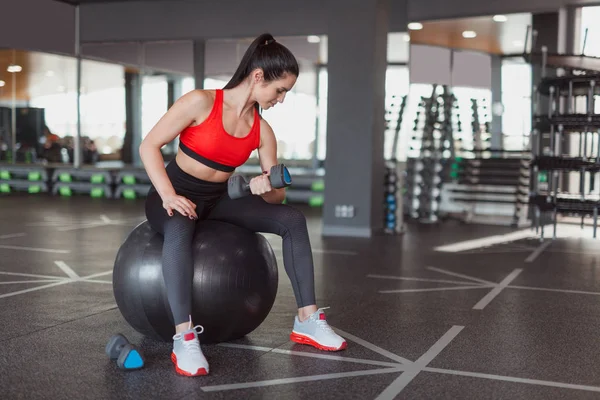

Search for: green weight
xmin=308 ymin=196 xmax=324 ymax=207
xmin=123 ymin=189 xmax=136 ymax=199
xmin=91 ymin=188 xmax=104 ymax=198
xmin=59 ymin=173 xmax=72 ymax=183
xmin=0 ymin=183 xmax=10 ymax=193
xmin=0 ymin=170 xmax=10 ymax=180
xmin=28 ymin=185 xmax=41 ymax=194
xmin=28 ymin=171 xmax=41 ymax=181
xmin=311 ymin=180 xmax=325 ymax=192
xmin=91 ymin=174 xmax=104 ymax=184
xmin=122 ymin=175 xmax=136 ymax=185
xmin=59 ymin=186 xmax=72 ymax=197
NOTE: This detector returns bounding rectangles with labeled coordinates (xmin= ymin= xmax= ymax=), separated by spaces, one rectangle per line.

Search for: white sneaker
xmin=171 ymin=323 xmax=209 ymax=376
xmin=290 ymin=307 xmax=347 ymax=351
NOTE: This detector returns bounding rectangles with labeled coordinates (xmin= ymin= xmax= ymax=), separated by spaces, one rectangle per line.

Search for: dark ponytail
xmin=223 ymin=33 xmax=299 ymax=94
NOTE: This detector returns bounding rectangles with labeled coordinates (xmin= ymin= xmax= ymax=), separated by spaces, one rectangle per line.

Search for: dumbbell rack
xmin=383 ymin=94 xmax=407 ymax=235
xmin=403 ymin=85 xmax=455 ymax=222
xmin=530 ymin=72 xmax=600 ymax=238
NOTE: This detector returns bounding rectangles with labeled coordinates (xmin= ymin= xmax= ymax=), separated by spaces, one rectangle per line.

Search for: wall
xmin=2 ymin=0 xmax=75 ymax=55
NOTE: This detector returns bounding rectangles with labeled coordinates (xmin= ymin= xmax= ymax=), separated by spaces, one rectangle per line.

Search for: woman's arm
xmin=139 ymin=90 xmax=211 ymax=216
xmin=255 ymin=120 xmax=286 ymax=204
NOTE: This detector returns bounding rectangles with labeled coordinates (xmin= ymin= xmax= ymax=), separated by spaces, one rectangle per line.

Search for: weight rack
xmin=530 ymin=65 xmax=600 ymax=238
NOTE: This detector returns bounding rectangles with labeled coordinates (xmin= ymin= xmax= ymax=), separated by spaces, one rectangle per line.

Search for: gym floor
xmin=2 ymin=196 xmax=600 ymax=399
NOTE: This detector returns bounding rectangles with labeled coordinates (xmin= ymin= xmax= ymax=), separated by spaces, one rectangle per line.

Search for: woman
xmin=140 ymin=33 xmax=347 ymax=377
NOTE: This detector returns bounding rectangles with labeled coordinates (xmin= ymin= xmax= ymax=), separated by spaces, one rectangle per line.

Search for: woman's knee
xmin=163 ymin=214 xmax=197 ymax=243
xmin=278 ymin=205 xmax=308 ymax=232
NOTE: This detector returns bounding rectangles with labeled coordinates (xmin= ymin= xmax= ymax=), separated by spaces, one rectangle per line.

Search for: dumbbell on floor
xmin=228 ymin=164 xmax=292 ymax=200
xmin=105 ymin=333 xmax=144 ymax=370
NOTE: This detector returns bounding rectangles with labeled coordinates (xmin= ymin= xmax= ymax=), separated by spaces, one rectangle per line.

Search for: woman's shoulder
xmin=183 ymin=89 xmax=217 ymax=108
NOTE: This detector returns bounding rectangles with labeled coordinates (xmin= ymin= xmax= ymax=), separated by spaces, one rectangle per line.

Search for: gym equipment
xmin=228 ymin=164 xmax=292 ymax=199
xmin=440 ymin=154 xmax=531 ymax=226
xmin=0 ymin=164 xmax=49 ymax=194
xmin=382 ymin=94 xmax=407 ymax=235
xmin=404 ymin=85 xmax=456 ymax=223
xmin=105 ymin=333 xmax=144 ymax=370
xmin=114 ymin=167 xmax=152 ymax=199
xmin=529 ymin=47 xmax=600 ymax=239
xmin=112 ymin=220 xmax=278 ymax=344
xmin=51 ymin=167 xmax=114 ymax=198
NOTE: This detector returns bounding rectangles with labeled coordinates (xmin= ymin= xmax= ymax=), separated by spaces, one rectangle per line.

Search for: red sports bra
xmin=179 ymin=89 xmax=261 ymax=172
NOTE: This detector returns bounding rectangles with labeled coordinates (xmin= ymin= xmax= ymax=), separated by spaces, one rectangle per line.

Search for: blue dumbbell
xmin=105 ymin=334 xmax=144 ymax=370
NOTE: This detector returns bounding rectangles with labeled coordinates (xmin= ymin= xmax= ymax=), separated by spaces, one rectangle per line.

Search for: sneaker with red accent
xmin=290 ymin=307 xmax=347 ymax=351
xmin=171 ymin=324 xmax=209 ymax=377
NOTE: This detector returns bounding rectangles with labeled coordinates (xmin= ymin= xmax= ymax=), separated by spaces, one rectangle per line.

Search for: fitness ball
xmin=112 ymin=220 xmax=278 ymax=344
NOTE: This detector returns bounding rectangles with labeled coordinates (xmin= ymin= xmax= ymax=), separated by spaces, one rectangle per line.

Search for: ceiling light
xmin=0 ymin=80 xmax=5 ymax=87
xmin=408 ymin=22 xmax=423 ymax=30
xmin=307 ymin=35 xmax=321 ymax=43
xmin=462 ymin=31 xmax=477 ymax=39
xmin=493 ymin=15 xmax=508 ymax=22
xmin=7 ymin=64 xmax=22 ymax=73
xmin=403 ymin=34 xmax=410 ymax=42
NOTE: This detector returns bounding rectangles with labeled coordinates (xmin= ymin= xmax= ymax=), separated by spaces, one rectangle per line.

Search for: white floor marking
xmin=380 ymin=285 xmax=495 ymax=294
xmin=0 ymin=233 xmax=26 ymax=240
xmin=81 ymin=279 xmax=112 ymax=284
xmin=217 ymin=343 xmax=404 ymax=368
xmin=270 ymin=349 xmax=404 ymax=368
xmin=333 ymin=327 xmax=413 ymax=365
xmin=473 ymin=269 xmax=523 ymax=310
xmin=0 ymin=245 xmax=70 ymax=254
xmin=372 ymin=268 xmax=600 ymax=301
xmin=0 ymin=279 xmax=64 ymax=285
xmin=212 ymin=323 xmax=600 ymax=395
xmin=100 ymin=215 xmax=112 ymax=223
xmin=0 ymin=271 xmax=69 ymax=280
xmin=525 ymin=240 xmax=553 ymax=263
xmin=0 ymin=280 xmax=72 ymax=299
xmin=368 ymin=274 xmax=487 ymax=286
xmin=427 ymin=267 xmax=495 ymax=285
xmin=81 ymin=270 xmax=113 ymax=280
xmin=424 ymin=367 xmax=600 ymax=393
xmin=508 ymin=285 xmax=600 ymax=296
xmin=54 ymin=261 xmax=80 ymax=280
xmin=375 ymin=326 xmax=464 ymax=399
xmin=201 ymin=367 xmax=405 ymax=392
xmin=218 ymin=343 xmax=274 ymax=352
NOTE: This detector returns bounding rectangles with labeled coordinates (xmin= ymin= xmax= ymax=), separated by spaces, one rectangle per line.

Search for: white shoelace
xmin=312 ymin=307 xmax=335 ymax=334
xmin=181 ymin=328 xmax=204 ymax=356
xmin=172 ymin=321 xmax=205 ymax=357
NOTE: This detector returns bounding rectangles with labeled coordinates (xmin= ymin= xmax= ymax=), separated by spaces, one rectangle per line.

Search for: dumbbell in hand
xmin=105 ymin=333 xmax=144 ymax=370
xmin=228 ymin=164 xmax=292 ymax=199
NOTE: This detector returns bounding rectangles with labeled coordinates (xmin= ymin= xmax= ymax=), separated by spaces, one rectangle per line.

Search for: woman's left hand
xmin=249 ymin=174 xmax=273 ymax=196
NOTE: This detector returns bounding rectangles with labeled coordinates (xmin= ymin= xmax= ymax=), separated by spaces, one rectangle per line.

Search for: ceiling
xmin=410 ymin=13 xmax=532 ymax=55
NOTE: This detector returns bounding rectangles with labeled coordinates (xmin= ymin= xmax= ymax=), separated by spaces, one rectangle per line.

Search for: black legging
xmin=145 ymin=161 xmax=316 ymax=325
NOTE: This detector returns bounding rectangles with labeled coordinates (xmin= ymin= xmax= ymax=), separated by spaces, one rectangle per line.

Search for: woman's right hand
xmin=162 ymin=193 xmax=198 ymax=219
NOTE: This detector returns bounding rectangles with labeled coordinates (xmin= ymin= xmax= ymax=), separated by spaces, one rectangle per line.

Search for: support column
xmin=322 ymin=0 xmax=391 ymax=237
xmin=490 ymin=55 xmax=502 ymax=150
xmin=193 ymin=40 xmax=206 ymax=90
xmin=122 ymin=70 xmax=142 ymax=166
